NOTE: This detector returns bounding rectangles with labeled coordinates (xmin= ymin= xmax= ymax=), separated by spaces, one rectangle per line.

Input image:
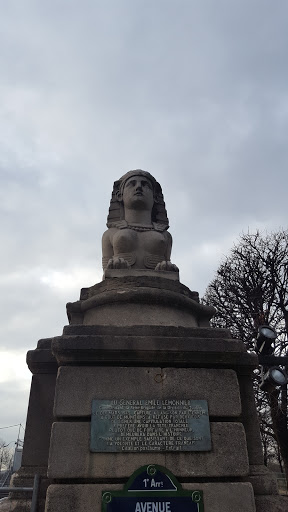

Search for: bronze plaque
xmin=90 ymin=399 xmax=211 ymax=452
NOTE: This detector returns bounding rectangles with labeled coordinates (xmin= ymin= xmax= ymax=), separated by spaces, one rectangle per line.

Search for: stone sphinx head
xmin=107 ymin=170 xmax=169 ymax=229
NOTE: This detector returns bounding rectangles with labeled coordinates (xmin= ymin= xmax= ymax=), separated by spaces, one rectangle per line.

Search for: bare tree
xmin=203 ymin=229 xmax=288 ymax=482
xmin=0 ymin=439 xmax=13 ymax=473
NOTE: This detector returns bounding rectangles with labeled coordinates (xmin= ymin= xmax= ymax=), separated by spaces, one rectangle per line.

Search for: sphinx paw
xmin=107 ymin=257 xmax=130 ymax=269
xmin=155 ymin=261 xmax=179 ymax=272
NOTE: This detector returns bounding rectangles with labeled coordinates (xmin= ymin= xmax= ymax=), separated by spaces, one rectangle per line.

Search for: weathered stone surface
xmin=26 ymin=346 xmax=57 ymax=374
xmin=62 ymin=324 xmax=232 ymax=338
xmin=247 ymin=465 xmax=279 ymax=495
xmin=104 ymin=268 xmax=180 ymax=281
xmin=10 ymin=466 xmax=51 ymax=512
xmin=54 ymin=366 xmax=161 ymax=417
xmin=52 ymin=332 xmax=256 ymax=369
xmin=255 ymin=495 xmax=288 ymax=511
xmin=45 ymin=482 xmax=256 ymax=512
xmin=78 ymin=274 xmax=199 ymax=306
xmin=45 ymin=484 xmax=122 ymax=512
xmin=67 ymin=273 xmax=215 ymax=328
xmin=238 ymin=375 xmax=264 ymax=466
xmin=185 ymin=482 xmax=256 ymax=512
xmin=0 ymin=498 xmax=31 ymax=512
xmin=54 ymin=366 xmax=241 ymax=418
xmin=47 ymin=422 xmax=249 ymax=479
xmin=83 ymin=300 xmax=200 ymax=327
xmin=21 ymin=374 xmax=56 ymax=467
xmin=48 ymin=422 xmax=166 ymax=479
xmin=10 ymin=465 xmax=47 ymax=492
xmin=163 ymin=367 xmax=241 ymax=416
xmin=165 ymin=422 xmax=249 ymax=478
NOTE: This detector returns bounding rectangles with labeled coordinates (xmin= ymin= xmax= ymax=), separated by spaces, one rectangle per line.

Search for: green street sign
xmin=102 ymin=465 xmax=204 ymax=512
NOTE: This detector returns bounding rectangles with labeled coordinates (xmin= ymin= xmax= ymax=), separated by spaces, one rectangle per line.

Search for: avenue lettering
xmin=135 ymin=502 xmax=171 ymax=512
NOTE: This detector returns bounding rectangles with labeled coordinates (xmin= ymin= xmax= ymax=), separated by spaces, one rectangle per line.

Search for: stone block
xmin=48 ymin=421 xmax=166 ymax=479
xmin=45 ymin=484 xmax=119 ymax=512
xmin=52 ymin=331 xmax=256 ymax=368
xmin=0 ymin=498 xmax=31 ymax=512
xmin=62 ymin=324 xmax=232 ymax=339
xmin=247 ymin=465 xmax=279 ymax=495
xmin=255 ymin=495 xmax=288 ymax=511
xmin=21 ymin=374 xmax=56 ymax=467
xmin=54 ymin=366 xmax=241 ymax=418
xmin=165 ymin=422 xmax=249 ymax=478
xmin=163 ymin=367 xmax=241 ymax=417
xmin=186 ymin=482 xmax=256 ymax=512
xmin=45 ymin=482 xmax=256 ymax=512
xmin=54 ymin=367 xmax=161 ymax=418
xmin=67 ymin=273 xmax=215 ymax=327
xmin=238 ymin=376 xmax=264 ymax=466
xmin=26 ymin=346 xmax=57 ymax=374
xmin=83 ymin=302 xmax=199 ymax=327
xmin=104 ymin=269 xmax=180 ymax=281
xmin=47 ymin=422 xmax=249 ymax=479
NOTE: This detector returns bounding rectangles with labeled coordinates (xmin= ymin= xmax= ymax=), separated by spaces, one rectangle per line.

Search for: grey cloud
xmin=1 ymin=0 xmax=288 ymax=438
xmin=0 ymin=382 xmax=30 ymax=445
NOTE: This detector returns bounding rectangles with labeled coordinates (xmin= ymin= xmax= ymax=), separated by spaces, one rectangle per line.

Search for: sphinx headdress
xmin=106 ymin=170 xmax=169 ymax=231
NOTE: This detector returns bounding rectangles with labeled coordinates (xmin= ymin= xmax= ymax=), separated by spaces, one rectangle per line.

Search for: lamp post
xmin=254 ymin=325 xmax=288 ymax=392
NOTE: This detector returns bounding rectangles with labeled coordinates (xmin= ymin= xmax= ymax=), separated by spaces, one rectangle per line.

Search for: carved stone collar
xmin=109 ymin=220 xmax=168 ymax=232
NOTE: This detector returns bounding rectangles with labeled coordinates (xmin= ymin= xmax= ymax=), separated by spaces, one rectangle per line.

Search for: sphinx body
xmin=102 ymin=170 xmax=178 ymax=272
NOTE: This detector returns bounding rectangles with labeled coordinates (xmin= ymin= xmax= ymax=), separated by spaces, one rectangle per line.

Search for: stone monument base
xmin=46 ymin=289 xmax=286 ymax=512
xmin=66 ymin=270 xmax=215 ymax=327
xmin=6 ymin=271 xmax=286 ymax=512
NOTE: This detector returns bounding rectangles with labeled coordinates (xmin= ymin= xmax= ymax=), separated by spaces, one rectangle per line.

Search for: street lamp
xmin=254 ymin=325 xmax=277 ymax=355
xmin=254 ymin=325 xmax=288 ymax=393
xmin=260 ymin=366 xmax=288 ymax=393
xmin=253 ymin=324 xmax=287 ymax=496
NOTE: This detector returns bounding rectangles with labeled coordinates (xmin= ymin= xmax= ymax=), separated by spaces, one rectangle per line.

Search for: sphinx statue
xmin=102 ymin=170 xmax=178 ymax=272
xmin=66 ymin=169 xmax=214 ymax=327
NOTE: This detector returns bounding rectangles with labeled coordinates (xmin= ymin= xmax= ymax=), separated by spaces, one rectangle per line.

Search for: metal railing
xmin=0 ymin=474 xmax=40 ymax=512
xmin=0 ymin=469 xmax=13 ymax=488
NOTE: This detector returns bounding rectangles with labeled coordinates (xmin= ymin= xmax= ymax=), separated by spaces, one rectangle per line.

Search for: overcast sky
xmin=1 ymin=0 xmax=288 ymax=446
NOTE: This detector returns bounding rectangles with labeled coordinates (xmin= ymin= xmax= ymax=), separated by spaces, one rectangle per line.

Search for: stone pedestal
xmin=7 ymin=271 xmax=287 ymax=512
xmin=66 ymin=270 xmax=214 ymax=327
xmin=45 ymin=272 xmax=286 ymax=511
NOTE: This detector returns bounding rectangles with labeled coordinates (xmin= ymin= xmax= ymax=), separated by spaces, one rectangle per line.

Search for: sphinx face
xmin=122 ymin=175 xmax=154 ymax=211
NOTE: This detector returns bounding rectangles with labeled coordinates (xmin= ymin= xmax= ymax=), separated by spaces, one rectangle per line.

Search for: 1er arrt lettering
xmin=135 ymin=502 xmax=171 ymax=512
xmin=143 ymin=479 xmax=163 ymax=488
